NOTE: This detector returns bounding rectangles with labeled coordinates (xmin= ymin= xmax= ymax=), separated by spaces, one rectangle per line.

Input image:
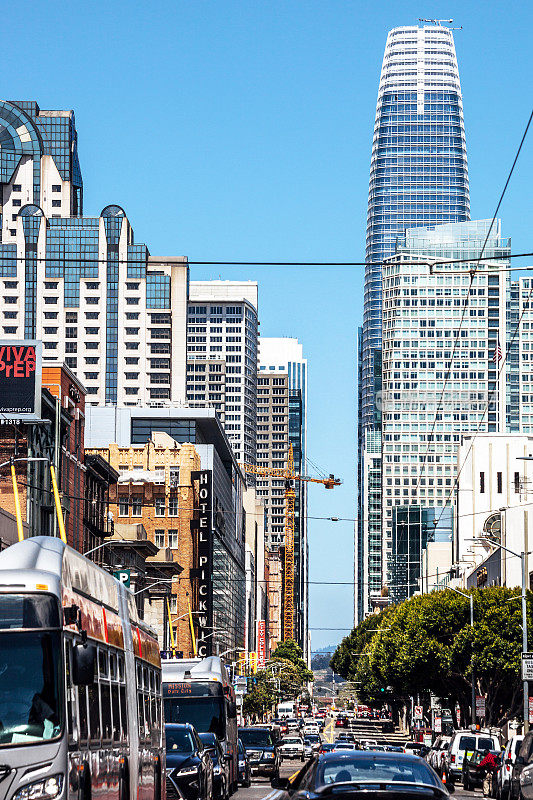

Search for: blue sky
xmin=6 ymin=0 xmax=533 ymax=650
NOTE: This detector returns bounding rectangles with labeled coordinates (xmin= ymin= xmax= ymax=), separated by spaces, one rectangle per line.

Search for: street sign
xmin=414 ymin=706 xmax=423 ymax=720
xmin=113 ymin=569 xmax=131 ymax=588
xmin=522 ymin=653 xmax=533 ymax=681
xmin=476 ymin=696 xmax=486 ymax=719
xmin=434 ymin=716 xmax=442 ymax=733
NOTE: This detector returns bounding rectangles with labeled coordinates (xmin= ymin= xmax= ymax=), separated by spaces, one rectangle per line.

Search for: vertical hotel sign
xmin=191 ymin=470 xmax=213 ymax=657
xmin=257 ymin=620 xmax=266 ymax=669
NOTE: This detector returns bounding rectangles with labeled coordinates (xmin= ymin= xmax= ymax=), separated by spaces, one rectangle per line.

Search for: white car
xmin=444 ymin=729 xmax=500 ymax=783
xmin=304 ymin=723 xmax=320 ymax=736
xmin=428 ymin=736 xmax=451 ymax=775
xmin=498 ymin=735 xmax=524 ymax=800
xmin=361 ymin=739 xmax=379 ymax=750
xmin=278 ymin=736 xmax=305 ymax=762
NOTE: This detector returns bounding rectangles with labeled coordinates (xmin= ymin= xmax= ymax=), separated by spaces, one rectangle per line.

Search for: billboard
xmin=0 ymin=341 xmax=41 ymax=422
xmin=257 ymin=620 xmax=266 ymax=668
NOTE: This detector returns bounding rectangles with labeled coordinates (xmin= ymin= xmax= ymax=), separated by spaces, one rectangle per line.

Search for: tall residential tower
xmin=357 ymin=24 xmax=470 ymax=621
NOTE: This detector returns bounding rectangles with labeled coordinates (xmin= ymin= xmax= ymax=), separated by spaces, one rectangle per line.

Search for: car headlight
xmin=213 ymin=766 xmax=221 ymax=775
xmin=14 ymin=776 xmax=63 ymax=800
xmin=179 ymin=766 xmax=199 ymax=777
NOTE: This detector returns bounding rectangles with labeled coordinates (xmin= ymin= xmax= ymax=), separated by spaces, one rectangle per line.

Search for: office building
xmin=186 ymin=281 xmax=259 ymax=466
xmin=356 ymin=24 xmax=470 ymax=620
xmin=381 ymin=220 xmax=510 ymax=602
xmin=259 ymin=337 xmax=308 ymax=655
xmin=0 ymin=100 xmax=189 ymax=404
xmin=86 ymin=406 xmax=247 ymax=656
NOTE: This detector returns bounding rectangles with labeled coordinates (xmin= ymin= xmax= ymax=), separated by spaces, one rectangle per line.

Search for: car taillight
xmin=451 ymin=755 xmax=455 ymax=763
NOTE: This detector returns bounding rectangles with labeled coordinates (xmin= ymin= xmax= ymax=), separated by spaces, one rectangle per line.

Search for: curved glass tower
xmin=356 ymin=23 xmax=470 ymax=622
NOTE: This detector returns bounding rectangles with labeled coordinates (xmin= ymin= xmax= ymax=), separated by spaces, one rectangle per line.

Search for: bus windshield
xmin=0 ymin=631 xmax=63 ymax=746
xmin=164 ymin=697 xmax=226 ymax=740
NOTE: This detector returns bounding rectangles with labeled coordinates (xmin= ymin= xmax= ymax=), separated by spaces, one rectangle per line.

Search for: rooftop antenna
xmin=419 ymin=18 xmax=463 ymax=29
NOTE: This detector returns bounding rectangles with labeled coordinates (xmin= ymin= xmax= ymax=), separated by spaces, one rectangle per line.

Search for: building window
xmin=66 ymin=312 xmax=78 ymax=323
xmin=154 ymin=530 xmax=165 ymax=549
xmin=155 ymin=497 xmax=165 ymax=516
xmin=515 ymin=472 xmax=521 ymax=493
xmin=119 ymin=498 xmax=129 ymax=516
xmin=131 ymin=497 xmax=142 ymax=516
xmin=125 ymin=372 xmax=139 ymax=380
xmin=65 ymin=357 xmax=77 ymax=369
xmin=12 ymin=199 xmax=21 ymax=207
xmin=125 ymin=387 xmax=138 ymax=395
xmin=480 ymin=472 xmax=485 ymax=494
xmin=126 ymin=298 xmax=139 ymax=305
xmin=168 ymin=530 xmax=179 ymax=549
xmin=52 ymin=185 xmax=61 ymax=192
xmin=169 ymin=496 xmax=179 ymax=516
xmin=12 ymin=184 xmax=21 ymax=192
xmin=51 ymin=200 xmax=61 ymax=208
xmin=497 ymin=472 xmax=503 ymax=494
xmin=86 ymin=297 xmax=99 ymax=304
xmin=4 ymin=297 xmax=17 ymax=304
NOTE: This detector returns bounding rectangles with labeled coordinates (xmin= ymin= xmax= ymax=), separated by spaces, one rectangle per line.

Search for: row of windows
xmin=118 ymin=496 xmax=179 ymax=516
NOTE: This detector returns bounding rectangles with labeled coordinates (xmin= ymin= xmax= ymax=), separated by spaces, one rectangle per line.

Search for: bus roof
xmin=162 ymin=655 xmax=230 ymax=685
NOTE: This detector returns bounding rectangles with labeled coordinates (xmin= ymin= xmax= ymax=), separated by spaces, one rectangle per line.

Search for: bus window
xmin=120 ymin=685 xmax=128 ymax=737
xmin=100 ymin=683 xmax=112 ymax=742
xmin=88 ymin=684 xmax=101 ymax=741
xmin=99 ymin=650 xmax=108 ymax=678
xmin=78 ymin=685 xmax=88 ymax=742
xmin=138 ymin=689 xmax=145 ymax=740
xmin=118 ymin=655 xmax=125 ymax=682
xmin=110 ymin=652 xmax=117 ymax=680
xmin=111 ymin=683 xmax=120 ymax=741
xmin=65 ymin=642 xmax=76 ymax=742
xmin=149 ymin=670 xmax=155 ymax=693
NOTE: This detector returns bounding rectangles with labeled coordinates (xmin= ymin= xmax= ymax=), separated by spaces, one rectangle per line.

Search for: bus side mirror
xmin=72 ymin=643 xmax=96 ymax=685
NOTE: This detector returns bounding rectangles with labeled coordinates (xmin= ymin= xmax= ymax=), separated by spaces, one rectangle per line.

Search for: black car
xmin=199 ymin=732 xmax=231 ymax=800
xmin=238 ymin=738 xmax=252 ymax=787
xmin=238 ymin=726 xmax=280 ymax=778
xmin=462 ymin=749 xmax=501 ymax=792
xmin=271 ymin=750 xmax=450 ymax=800
xmin=166 ymin=723 xmax=213 ymax=800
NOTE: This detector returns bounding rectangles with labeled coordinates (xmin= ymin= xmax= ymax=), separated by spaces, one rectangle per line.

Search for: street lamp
xmin=449 ymin=586 xmax=475 ymax=725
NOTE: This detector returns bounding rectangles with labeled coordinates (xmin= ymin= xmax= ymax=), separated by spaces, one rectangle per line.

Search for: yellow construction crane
xmin=240 ymin=445 xmax=341 ymax=641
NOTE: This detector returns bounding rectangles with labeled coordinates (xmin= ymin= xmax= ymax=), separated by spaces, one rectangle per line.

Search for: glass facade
xmin=357 ymin=24 xmax=470 ymax=621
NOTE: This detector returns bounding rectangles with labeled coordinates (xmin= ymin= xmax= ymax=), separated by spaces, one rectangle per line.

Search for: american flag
xmin=492 ymin=338 xmax=503 ymax=363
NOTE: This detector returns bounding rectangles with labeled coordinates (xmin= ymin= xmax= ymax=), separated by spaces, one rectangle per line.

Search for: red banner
xmin=257 ymin=620 xmax=266 ymax=668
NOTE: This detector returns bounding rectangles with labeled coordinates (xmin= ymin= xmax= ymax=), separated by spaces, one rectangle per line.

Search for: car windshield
xmin=283 ymin=738 xmax=302 ymax=745
xmin=458 ymin=736 xmax=477 ymax=751
xmin=238 ymin=728 xmax=273 ymax=746
xmin=478 ymin=738 xmax=495 ymax=751
xmin=166 ymin=728 xmax=195 ymax=753
xmin=318 ymin=757 xmax=440 ymax=787
xmin=0 ymin=631 xmax=62 ymax=746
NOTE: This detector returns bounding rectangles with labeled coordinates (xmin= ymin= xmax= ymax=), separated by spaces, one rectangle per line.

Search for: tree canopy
xmin=330 ymin=586 xmax=532 ymax=726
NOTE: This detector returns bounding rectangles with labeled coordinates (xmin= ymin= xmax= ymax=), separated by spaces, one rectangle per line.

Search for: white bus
xmin=162 ymin=656 xmax=238 ymax=792
xmin=277 ymin=701 xmax=296 ymax=718
xmin=0 ymin=536 xmax=164 ymax=800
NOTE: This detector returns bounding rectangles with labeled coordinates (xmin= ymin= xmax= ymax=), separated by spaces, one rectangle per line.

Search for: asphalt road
xmin=234 ymin=721 xmax=479 ymax=800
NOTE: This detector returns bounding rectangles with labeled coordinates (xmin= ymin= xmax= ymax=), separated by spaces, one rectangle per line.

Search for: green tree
xmin=271 ymin=640 xmax=314 ymax=685
xmin=243 ymin=670 xmax=276 ymax=718
xmin=331 ymin=587 xmax=532 ymax=727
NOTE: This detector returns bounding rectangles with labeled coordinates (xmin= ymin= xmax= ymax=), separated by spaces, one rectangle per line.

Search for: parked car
xmin=497 ymin=735 xmax=523 ymax=800
xmin=444 ymin=729 xmax=500 ymax=784
xmin=429 ymin=736 xmax=451 ymax=775
xmin=238 ymin=726 xmax=280 ymax=778
xmin=278 ymin=735 xmax=306 ymax=762
xmin=510 ymin=732 xmax=533 ymax=800
xmin=270 ymin=749 xmax=449 ymax=800
xmin=166 ymin=723 xmax=214 ymax=800
xmin=462 ymin=749 xmax=501 ymax=792
xmin=237 ymin=738 xmax=251 ymax=788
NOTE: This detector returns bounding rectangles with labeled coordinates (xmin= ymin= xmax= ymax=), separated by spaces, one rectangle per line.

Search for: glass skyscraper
xmin=356 ymin=24 xmax=471 ymax=621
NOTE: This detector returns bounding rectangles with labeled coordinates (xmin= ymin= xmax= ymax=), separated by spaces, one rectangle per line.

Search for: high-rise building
xmin=186 ymin=282 xmax=258 ymax=467
xmin=258 ymin=337 xmax=308 ymax=655
xmin=356 ymin=24 xmax=471 ymax=620
xmin=381 ymin=220 xmax=510 ymax=601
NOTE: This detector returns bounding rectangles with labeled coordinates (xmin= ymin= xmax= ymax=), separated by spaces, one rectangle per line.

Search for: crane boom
xmin=240 ymin=447 xmax=341 ymax=641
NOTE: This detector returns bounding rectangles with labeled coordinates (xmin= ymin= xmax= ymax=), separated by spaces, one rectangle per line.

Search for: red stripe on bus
xmin=102 ymin=607 xmax=109 ymax=643
xmin=136 ymin=627 xmax=143 ymax=657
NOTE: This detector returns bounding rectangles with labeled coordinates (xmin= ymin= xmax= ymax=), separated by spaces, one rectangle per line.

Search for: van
xmin=444 ymin=729 xmax=500 ymax=783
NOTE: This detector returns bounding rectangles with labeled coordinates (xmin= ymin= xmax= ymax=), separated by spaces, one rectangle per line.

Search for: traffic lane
xmin=235 ymin=760 xmax=297 ymax=800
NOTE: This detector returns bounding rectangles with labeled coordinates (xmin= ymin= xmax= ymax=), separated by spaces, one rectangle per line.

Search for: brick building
xmin=88 ymin=434 xmax=201 ymax=656
xmin=0 ymin=362 xmax=117 ymax=549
